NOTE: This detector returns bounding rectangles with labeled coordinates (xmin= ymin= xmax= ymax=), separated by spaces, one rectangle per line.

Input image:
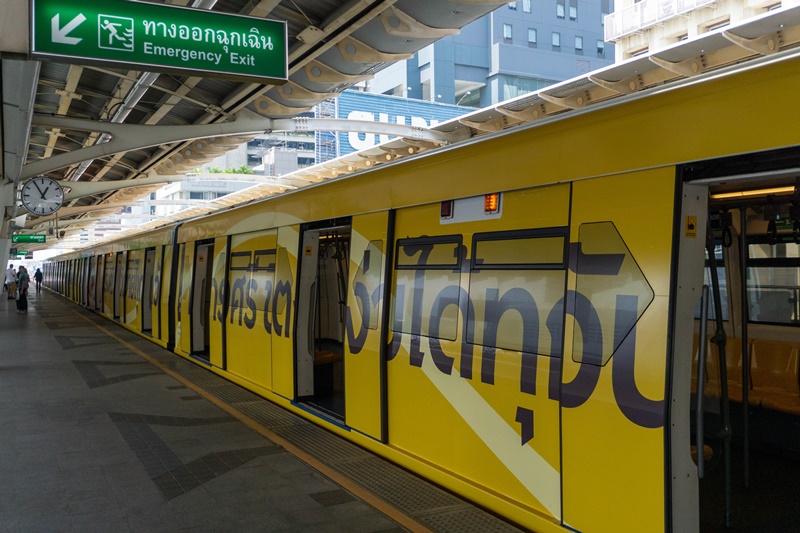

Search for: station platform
xmin=0 ymin=289 xmax=524 ymax=532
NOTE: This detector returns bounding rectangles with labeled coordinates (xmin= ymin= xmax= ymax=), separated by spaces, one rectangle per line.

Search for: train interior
xmin=191 ymin=240 xmax=215 ymax=360
xmin=296 ymin=222 xmax=351 ymax=419
xmin=688 ymin=161 xmax=800 ymax=531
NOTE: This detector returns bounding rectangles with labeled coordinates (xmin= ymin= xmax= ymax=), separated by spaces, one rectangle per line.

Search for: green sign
xmin=31 ymin=0 xmax=287 ymax=82
xmin=12 ymin=234 xmax=46 ymax=244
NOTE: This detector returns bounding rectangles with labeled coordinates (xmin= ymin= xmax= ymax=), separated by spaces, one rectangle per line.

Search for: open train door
xmin=344 ymin=211 xmax=391 ymax=441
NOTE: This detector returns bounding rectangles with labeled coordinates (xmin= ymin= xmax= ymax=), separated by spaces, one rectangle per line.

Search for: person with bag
xmin=16 ymin=266 xmax=29 ymax=314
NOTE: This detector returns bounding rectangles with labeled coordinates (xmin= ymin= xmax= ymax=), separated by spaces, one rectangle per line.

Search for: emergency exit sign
xmin=12 ymin=234 xmax=46 ymax=243
xmin=31 ymin=0 xmax=287 ymax=83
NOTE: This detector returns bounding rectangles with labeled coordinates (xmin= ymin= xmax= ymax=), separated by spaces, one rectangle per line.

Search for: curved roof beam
xmin=722 ymin=30 xmax=781 ymax=55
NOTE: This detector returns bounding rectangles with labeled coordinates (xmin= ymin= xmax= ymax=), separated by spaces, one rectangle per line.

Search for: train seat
xmin=750 ymin=340 xmax=800 ymax=415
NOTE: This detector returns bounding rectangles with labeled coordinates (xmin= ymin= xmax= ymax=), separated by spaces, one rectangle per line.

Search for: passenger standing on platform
xmin=16 ymin=266 xmax=29 ymax=314
xmin=5 ymin=263 xmax=17 ymax=300
xmin=34 ymin=268 xmax=43 ymax=293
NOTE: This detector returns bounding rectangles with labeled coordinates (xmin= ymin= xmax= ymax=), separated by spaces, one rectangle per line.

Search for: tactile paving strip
xmin=334 ymin=456 xmax=462 ymax=514
xmin=235 ymin=400 xmax=305 ymax=429
xmin=205 ymin=383 xmax=264 ymax=405
xmin=272 ymin=424 xmax=373 ymax=464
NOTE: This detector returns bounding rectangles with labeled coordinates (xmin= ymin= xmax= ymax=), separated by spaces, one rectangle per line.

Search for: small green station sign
xmin=31 ymin=0 xmax=287 ymax=83
xmin=12 ymin=234 xmax=47 ymax=244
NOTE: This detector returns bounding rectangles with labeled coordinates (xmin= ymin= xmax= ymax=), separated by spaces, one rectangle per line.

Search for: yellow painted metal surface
xmin=125 ymin=249 xmax=143 ymax=330
xmin=344 ymin=211 xmax=389 ymax=441
xmin=388 ymin=185 xmax=569 ymax=522
xmin=561 ymin=168 xmax=674 ymax=532
xmin=271 ymin=225 xmax=298 ymax=399
xmin=176 ymin=243 xmax=193 ymax=355
xmin=224 ymin=230 xmax=277 ymax=389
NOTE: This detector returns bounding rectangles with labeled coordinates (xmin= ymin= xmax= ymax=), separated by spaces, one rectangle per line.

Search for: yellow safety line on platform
xmin=76 ymin=311 xmax=434 ymax=533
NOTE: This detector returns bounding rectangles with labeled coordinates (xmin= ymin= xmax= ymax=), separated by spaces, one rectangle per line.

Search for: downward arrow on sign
xmin=52 ymin=13 xmax=86 ymax=45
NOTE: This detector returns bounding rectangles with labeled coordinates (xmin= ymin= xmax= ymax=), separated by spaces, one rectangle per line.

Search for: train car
xmin=46 ymin=10 xmax=800 ymax=532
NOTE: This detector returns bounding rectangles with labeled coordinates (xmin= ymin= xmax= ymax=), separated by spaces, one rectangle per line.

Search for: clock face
xmin=21 ymin=177 xmax=64 ymax=216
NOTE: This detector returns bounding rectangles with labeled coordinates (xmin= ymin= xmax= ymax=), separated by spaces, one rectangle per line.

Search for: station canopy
xmin=3 ymin=0 xmax=503 ymax=252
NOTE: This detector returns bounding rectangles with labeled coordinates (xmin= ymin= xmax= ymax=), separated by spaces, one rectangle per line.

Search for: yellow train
xmin=46 ymin=9 xmax=800 ymax=532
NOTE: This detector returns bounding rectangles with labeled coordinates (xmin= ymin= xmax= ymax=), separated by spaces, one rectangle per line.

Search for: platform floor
xmin=0 ymin=289 xmax=524 ymax=532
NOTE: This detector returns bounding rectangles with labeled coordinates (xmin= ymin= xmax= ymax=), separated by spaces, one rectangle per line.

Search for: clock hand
xmin=41 ymin=186 xmax=50 ymax=199
xmin=32 ymin=180 xmax=45 ymax=197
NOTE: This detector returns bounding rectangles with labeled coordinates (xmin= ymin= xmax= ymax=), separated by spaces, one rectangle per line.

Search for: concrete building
xmin=605 ymin=0 xmax=793 ymax=60
xmin=367 ymin=1 xmax=615 ymax=108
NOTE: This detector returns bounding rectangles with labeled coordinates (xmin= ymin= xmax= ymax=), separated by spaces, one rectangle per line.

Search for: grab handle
xmin=696 ymin=285 xmax=709 ymax=479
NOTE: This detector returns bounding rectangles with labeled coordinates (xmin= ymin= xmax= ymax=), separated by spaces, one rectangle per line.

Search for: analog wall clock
xmin=21 ymin=176 xmax=64 ymax=216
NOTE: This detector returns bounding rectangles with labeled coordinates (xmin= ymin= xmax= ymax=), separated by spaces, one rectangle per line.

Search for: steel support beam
xmin=23 ymin=112 xmax=464 ymax=179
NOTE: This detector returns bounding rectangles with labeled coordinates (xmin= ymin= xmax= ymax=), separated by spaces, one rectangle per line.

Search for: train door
xmin=96 ymin=255 xmax=105 ymax=311
xmin=271 ymin=227 xmax=297 ymax=399
xmin=561 ymin=168 xmax=674 ymax=533
xmin=673 ymin=155 xmax=800 ymax=532
xmin=295 ymin=219 xmax=351 ymax=419
xmin=114 ymin=252 xmax=126 ymax=320
xmin=87 ymin=256 xmax=96 ymax=309
xmin=344 ymin=212 xmax=391 ymax=441
xmin=142 ymin=248 xmax=156 ymax=334
xmin=190 ymin=240 xmax=214 ymax=359
xmin=82 ymin=258 xmax=90 ymax=306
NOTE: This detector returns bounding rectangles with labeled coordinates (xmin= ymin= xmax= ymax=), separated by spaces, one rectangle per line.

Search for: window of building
xmin=503 ymin=23 xmax=513 ymax=40
xmin=523 ymin=0 xmax=531 ymax=12
xmin=528 ymin=28 xmax=537 ymax=47
xmin=500 ymin=74 xmax=557 ymax=100
xmin=556 ymin=2 xmax=565 ymax=18
xmin=597 ymin=40 xmax=605 ymax=57
xmin=704 ymin=17 xmax=730 ymax=33
xmin=189 ymin=191 xmax=204 ymax=200
xmin=508 ymin=1 xmax=517 ymax=9
xmin=552 ymin=32 xmax=561 ymax=49
xmin=575 ymin=36 xmax=583 ymax=53
xmin=569 ymin=0 xmax=578 ymax=20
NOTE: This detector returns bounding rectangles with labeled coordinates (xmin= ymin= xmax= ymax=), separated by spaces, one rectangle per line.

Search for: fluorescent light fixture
xmin=710 ymin=186 xmax=795 ymax=200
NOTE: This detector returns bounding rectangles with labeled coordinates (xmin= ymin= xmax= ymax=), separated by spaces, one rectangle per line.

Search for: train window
xmin=228 ymin=250 xmax=277 ymax=315
xmin=694 ymin=243 xmax=729 ymax=321
xmin=572 ymin=222 xmax=654 ymax=366
xmin=395 ymin=237 xmax=461 ymax=269
xmin=473 ymin=231 xmax=566 ymax=268
xmin=230 ymin=252 xmax=252 ymax=270
xmin=469 ymin=229 xmax=568 ymax=355
xmin=746 ymin=241 xmax=800 ymax=325
xmin=392 ymin=236 xmax=462 ymax=341
xmin=254 ymin=250 xmax=276 ymax=270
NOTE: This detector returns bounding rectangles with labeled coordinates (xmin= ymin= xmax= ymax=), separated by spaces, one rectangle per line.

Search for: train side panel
xmin=387 ymin=184 xmax=569 ymax=525
xmin=271 ymin=225 xmax=299 ymax=400
xmin=175 ymin=243 xmax=193 ymax=354
xmin=224 ymin=230 xmax=278 ymax=390
xmin=344 ymin=211 xmax=391 ymax=441
xmin=157 ymin=245 xmax=174 ymax=348
xmin=125 ymin=249 xmax=143 ymax=329
xmin=561 ymin=168 xmax=675 ymax=532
